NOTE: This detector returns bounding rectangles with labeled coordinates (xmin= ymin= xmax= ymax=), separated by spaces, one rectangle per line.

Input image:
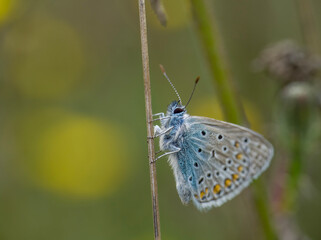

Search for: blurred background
xmin=0 ymin=0 xmax=320 ymax=239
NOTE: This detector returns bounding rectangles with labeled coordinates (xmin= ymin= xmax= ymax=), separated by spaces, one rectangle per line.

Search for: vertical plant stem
xmin=282 ymin=103 xmax=307 ymax=212
xmin=253 ymin=181 xmax=278 ymax=240
xmin=282 ymin=134 xmax=303 ymax=211
xmin=190 ymin=0 xmax=277 ymax=239
xmin=190 ymin=0 xmax=241 ymax=124
xmin=295 ymin=0 xmax=320 ymax=53
xmin=138 ymin=0 xmax=161 ymax=239
xmin=282 ymin=0 xmax=320 ymax=213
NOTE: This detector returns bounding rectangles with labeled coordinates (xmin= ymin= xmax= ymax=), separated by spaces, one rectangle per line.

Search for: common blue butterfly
xmin=153 ymin=66 xmax=274 ymax=210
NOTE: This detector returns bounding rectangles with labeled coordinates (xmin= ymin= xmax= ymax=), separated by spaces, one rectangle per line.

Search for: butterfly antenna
xmin=185 ymin=76 xmax=200 ymax=109
xmin=159 ymin=64 xmax=182 ymax=104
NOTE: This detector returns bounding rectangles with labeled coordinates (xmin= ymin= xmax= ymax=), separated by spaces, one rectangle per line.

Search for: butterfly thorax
xmin=159 ymin=101 xmax=190 ymax=152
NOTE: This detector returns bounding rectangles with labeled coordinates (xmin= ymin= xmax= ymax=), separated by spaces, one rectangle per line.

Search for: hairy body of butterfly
xmin=154 ymin=101 xmax=274 ymax=210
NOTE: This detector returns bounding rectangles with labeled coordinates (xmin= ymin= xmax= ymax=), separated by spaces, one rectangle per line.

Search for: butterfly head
xmin=167 ymin=101 xmax=187 ymax=116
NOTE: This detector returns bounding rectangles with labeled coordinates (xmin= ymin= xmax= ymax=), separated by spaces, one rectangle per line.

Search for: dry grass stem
xmin=138 ymin=0 xmax=161 ymax=239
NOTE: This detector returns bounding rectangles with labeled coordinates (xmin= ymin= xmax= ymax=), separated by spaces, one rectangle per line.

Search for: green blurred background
xmin=0 ymin=0 xmax=320 ymax=239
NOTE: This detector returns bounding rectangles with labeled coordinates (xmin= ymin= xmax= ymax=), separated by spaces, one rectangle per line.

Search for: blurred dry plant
xmin=254 ymin=40 xmax=321 ymax=84
xmin=294 ymin=0 xmax=320 ymax=54
xmin=256 ymin=40 xmax=321 ymax=240
xmin=150 ymin=0 xmax=167 ymax=26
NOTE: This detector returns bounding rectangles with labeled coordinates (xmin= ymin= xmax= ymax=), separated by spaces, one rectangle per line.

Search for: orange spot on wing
xmin=213 ymin=184 xmax=221 ymax=194
xmin=200 ymin=191 xmax=205 ymax=199
xmin=236 ymin=153 xmax=243 ymax=160
xmin=225 ymin=179 xmax=232 ymax=187
xmin=232 ymin=174 xmax=239 ymax=181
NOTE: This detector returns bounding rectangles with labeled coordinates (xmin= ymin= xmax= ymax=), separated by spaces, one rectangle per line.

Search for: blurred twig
xmin=138 ymin=0 xmax=161 ymax=239
xmin=279 ymin=82 xmax=315 ymax=212
xmin=295 ymin=0 xmax=320 ymax=54
xmin=190 ymin=0 xmax=241 ymax=124
xmin=284 ymin=0 xmax=321 ymax=213
xmin=190 ymin=1 xmax=277 ymax=239
xmin=276 ymin=82 xmax=315 ymax=240
xmin=254 ymin=181 xmax=279 ymax=240
xmin=283 ymin=132 xmax=303 ymax=211
xmin=150 ymin=0 xmax=167 ymax=26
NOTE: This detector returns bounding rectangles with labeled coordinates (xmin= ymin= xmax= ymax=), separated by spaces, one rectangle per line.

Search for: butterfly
xmin=153 ymin=66 xmax=274 ymax=210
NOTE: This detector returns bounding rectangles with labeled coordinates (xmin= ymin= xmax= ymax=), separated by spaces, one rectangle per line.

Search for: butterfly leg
xmin=153 ymin=125 xmax=162 ymax=136
xmin=147 ymin=125 xmax=173 ymax=140
xmin=151 ymin=147 xmax=181 ymax=163
xmin=153 ymin=112 xmax=165 ymax=118
xmin=151 ymin=113 xmax=170 ymax=123
xmin=151 ymin=112 xmax=164 ymax=122
xmin=152 ymin=116 xmax=171 ymax=122
xmin=154 ymin=126 xmax=173 ymax=138
xmin=146 ymin=125 xmax=161 ymax=140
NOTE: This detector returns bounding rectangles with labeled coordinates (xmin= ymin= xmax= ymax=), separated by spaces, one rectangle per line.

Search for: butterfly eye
xmin=173 ymin=108 xmax=184 ymax=114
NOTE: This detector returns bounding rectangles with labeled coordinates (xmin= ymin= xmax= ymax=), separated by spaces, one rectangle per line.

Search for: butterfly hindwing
xmin=181 ymin=116 xmax=274 ymax=210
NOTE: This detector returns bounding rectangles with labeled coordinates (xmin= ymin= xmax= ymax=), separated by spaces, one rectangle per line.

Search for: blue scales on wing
xmin=173 ymin=116 xmax=273 ymax=210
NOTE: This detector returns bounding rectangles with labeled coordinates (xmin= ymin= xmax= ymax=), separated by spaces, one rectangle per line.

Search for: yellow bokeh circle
xmin=17 ymin=110 xmax=129 ymax=199
xmin=0 ymin=0 xmax=14 ymax=25
xmin=4 ymin=13 xmax=84 ymax=99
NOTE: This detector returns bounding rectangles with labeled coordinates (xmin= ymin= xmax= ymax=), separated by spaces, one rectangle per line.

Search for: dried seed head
xmin=281 ymin=81 xmax=314 ymax=103
xmin=255 ymin=40 xmax=321 ymax=83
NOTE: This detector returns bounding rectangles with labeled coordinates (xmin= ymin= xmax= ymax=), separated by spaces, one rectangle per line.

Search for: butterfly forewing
xmin=184 ymin=116 xmax=274 ymax=209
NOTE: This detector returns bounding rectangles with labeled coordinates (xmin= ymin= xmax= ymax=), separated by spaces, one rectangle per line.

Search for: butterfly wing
xmin=178 ymin=116 xmax=274 ymax=210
